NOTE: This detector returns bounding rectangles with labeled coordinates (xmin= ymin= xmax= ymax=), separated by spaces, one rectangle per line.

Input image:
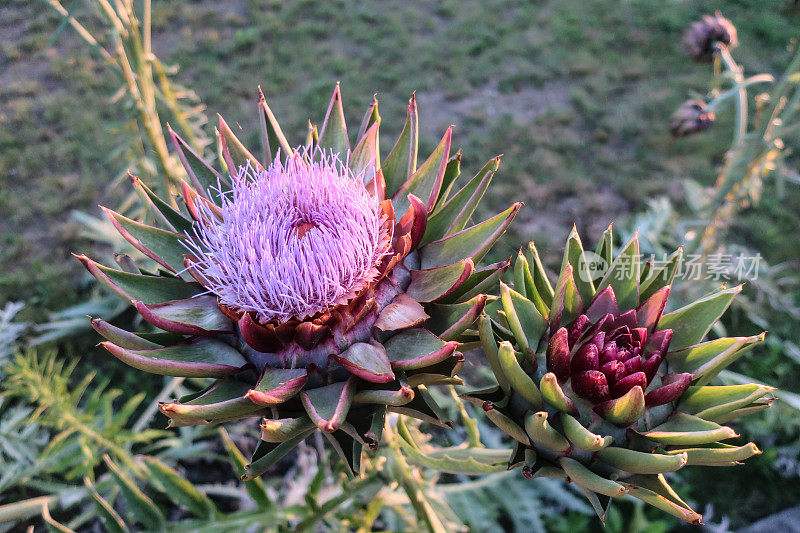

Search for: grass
xmin=1 ymin=0 xmax=800 ymax=527
xmin=2 ymin=0 xmax=799 ymax=316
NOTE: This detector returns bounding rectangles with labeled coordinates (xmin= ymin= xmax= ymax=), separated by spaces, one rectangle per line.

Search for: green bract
xmin=466 ymin=226 xmax=773 ymax=524
xmin=79 ymin=85 xmax=520 ymax=477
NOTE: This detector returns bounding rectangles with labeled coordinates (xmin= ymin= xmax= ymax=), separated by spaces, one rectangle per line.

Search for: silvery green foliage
xmin=441 ymin=473 xmax=592 ymax=533
xmin=0 ymin=302 xmax=25 ymax=361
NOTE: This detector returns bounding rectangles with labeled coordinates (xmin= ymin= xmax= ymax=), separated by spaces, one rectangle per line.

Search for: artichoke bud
xmin=683 ymin=11 xmax=738 ymax=63
xmin=79 ymin=85 xmax=520 ymax=477
xmin=670 ymin=99 xmax=715 ymax=138
xmin=468 ymin=226 xmax=773 ymax=523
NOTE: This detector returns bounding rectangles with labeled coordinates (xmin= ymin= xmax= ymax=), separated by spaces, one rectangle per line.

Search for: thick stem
xmin=717 ymin=45 xmax=747 ymax=147
xmin=115 ymin=34 xmax=177 ymax=205
xmin=42 ymin=0 xmax=112 ymax=61
xmin=686 ymin=45 xmax=790 ymax=256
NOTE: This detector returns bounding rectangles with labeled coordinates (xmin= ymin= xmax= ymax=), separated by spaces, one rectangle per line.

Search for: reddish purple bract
xmin=546 ymin=286 xmax=692 ymax=410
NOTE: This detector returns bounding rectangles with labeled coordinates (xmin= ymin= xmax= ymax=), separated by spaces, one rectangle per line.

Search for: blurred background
xmin=1 ymin=1 xmax=799 ymax=531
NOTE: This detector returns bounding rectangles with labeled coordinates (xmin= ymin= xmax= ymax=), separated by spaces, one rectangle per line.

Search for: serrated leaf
xmin=103 ymin=455 xmax=165 ymax=531
xmin=85 ymin=478 xmax=129 ymax=533
xmin=143 ymin=457 xmax=216 ymax=519
xmin=397 ymin=435 xmax=509 ymax=475
xmin=243 ymin=430 xmax=314 ymax=480
xmin=218 ymin=428 xmax=273 ymax=510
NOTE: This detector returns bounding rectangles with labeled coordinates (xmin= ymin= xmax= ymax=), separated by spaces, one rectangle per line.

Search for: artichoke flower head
xmin=79 ymin=85 xmax=520 ymax=477
xmin=468 ymin=226 xmax=773 ymax=524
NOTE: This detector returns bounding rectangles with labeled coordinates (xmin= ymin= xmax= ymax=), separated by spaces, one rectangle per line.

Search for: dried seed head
xmin=683 ymin=12 xmax=738 ymax=63
xmin=669 ymin=99 xmax=715 ymax=137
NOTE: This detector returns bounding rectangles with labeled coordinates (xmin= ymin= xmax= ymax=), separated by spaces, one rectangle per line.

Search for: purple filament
xmin=187 ymin=150 xmax=390 ymax=322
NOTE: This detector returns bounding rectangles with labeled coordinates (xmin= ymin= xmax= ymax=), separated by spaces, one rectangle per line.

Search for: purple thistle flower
xmin=186 ymin=150 xmax=392 ymax=323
